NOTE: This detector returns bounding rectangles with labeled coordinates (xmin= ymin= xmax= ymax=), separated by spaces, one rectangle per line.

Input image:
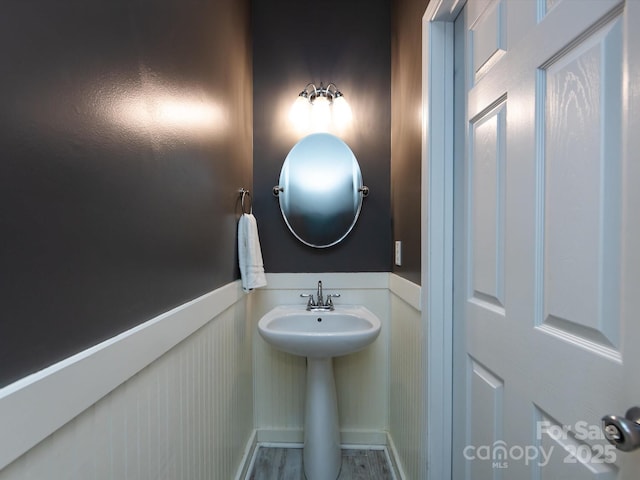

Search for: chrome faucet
xmin=300 ymin=281 xmax=340 ymax=311
xmin=316 ymin=281 xmax=324 ymax=307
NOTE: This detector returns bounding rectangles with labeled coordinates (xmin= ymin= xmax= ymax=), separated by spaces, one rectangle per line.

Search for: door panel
xmin=455 ymin=0 xmax=640 ymax=479
xmin=469 ymin=0 xmax=506 ymax=83
xmin=469 ymin=100 xmax=506 ymax=313
xmin=538 ymin=15 xmax=622 ymax=356
xmin=467 ymin=358 xmax=505 ymax=479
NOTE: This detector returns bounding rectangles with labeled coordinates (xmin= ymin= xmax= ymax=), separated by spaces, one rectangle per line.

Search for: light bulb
xmin=311 ymin=95 xmax=331 ymax=132
xmin=332 ymin=96 xmax=352 ymax=130
xmin=289 ymin=95 xmax=310 ymax=133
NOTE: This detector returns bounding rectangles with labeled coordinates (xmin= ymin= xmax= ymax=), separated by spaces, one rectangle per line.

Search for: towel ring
xmin=239 ymin=188 xmax=252 ymax=214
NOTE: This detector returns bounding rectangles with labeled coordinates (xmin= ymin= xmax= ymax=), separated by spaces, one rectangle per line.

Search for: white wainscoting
xmin=0 ymin=273 xmax=426 ymax=479
xmin=252 ymin=273 xmax=390 ymax=445
xmin=388 ymin=274 xmax=425 ymax=480
xmin=0 ymin=281 xmax=254 ymax=479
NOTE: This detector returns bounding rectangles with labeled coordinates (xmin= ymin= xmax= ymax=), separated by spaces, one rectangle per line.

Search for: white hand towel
xmin=238 ymin=213 xmax=267 ymax=292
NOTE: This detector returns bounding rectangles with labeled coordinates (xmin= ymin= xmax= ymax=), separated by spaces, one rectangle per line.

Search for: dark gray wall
xmin=390 ymin=0 xmax=429 ymax=285
xmin=0 ymin=0 xmax=252 ymax=387
xmin=252 ymin=0 xmax=392 ymax=273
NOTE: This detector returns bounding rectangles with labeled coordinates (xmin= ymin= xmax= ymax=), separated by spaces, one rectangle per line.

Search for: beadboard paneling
xmin=252 ymin=273 xmax=390 ymax=440
xmin=389 ymin=274 xmax=426 ymax=479
xmin=0 ymin=286 xmax=253 ymax=479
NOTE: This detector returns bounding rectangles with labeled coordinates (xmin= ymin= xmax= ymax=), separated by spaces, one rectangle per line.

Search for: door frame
xmin=422 ymin=1 xmax=465 ymax=479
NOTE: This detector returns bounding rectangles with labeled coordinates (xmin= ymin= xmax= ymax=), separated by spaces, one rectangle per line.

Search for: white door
xmin=453 ymin=0 xmax=640 ymax=479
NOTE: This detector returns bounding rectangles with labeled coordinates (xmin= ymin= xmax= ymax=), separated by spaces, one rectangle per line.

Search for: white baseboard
xmin=255 ymin=428 xmax=389 ymax=446
xmin=235 ymin=429 xmax=258 ymax=480
xmin=256 ymin=428 xmax=304 ymax=443
xmin=386 ymin=432 xmax=408 ymax=480
xmin=341 ymin=430 xmax=388 ymax=445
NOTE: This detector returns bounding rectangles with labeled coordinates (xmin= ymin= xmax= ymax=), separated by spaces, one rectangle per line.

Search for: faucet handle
xmin=325 ymin=294 xmax=341 ymax=307
xmin=300 ymin=293 xmax=315 ymax=307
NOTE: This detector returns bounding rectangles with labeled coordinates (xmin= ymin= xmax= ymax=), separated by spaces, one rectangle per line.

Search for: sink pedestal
xmin=304 ymin=357 xmax=341 ymax=480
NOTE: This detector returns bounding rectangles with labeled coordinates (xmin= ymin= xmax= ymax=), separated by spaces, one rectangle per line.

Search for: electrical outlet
xmin=395 ymin=240 xmax=402 ymax=266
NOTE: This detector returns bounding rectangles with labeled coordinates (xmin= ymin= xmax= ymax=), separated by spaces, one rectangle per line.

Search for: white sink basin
xmin=258 ymin=305 xmax=381 ymax=358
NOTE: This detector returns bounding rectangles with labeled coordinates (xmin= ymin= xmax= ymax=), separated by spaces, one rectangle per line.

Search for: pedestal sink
xmin=258 ymin=305 xmax=381 ymax=480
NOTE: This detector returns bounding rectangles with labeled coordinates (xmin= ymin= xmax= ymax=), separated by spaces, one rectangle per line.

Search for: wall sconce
xmin=289 ymin=82 xmax=353 ymax=133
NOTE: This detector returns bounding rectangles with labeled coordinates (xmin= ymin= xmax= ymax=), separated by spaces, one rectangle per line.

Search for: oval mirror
xmin=276 ymin=133 xmax=367 ymax=248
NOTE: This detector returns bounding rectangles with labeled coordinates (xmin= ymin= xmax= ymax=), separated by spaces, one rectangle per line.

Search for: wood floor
xmin=248 ymin=447 xmax=396 ymax=480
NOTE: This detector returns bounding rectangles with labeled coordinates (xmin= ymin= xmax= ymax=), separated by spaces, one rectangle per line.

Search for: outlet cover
xmin=395 ymin=240 xmax=402 ymax=266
